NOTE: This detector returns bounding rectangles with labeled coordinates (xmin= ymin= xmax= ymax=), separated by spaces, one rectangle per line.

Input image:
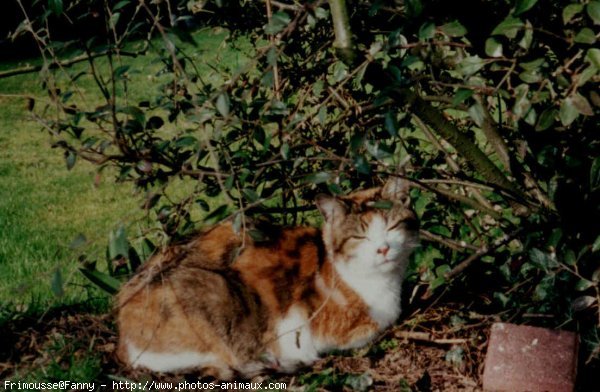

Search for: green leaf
xmin=494 ymin=292 xmax=510 ymax=307
xmin=312 ymin=80 xmax=324 ymax=97
xmin=585 ymin=48 xmax=600 ymax=68
xmin=51 ymin=268 xmax=64 ymax=297
xmin=108 ymin=225 xmax=129 ymax=260
xmin=535 ymin=108 xmax=557 ymax=131
xmin=365 ymin=140 xmax=392 ymax=160
xmin=196 ymin=199 xmax=210 ymax=212
xmin=533 ymin=279 xmax=550 ymax=301
xmin=519 ymin=21 xmax=534 ymax=49
xmin=439 ymin=21 xmax=467 ymax=37
xmin=113 ymin=1 xmax=129 ymax=11
xmin=574 ymin=28 xmax=596 ymax=44
xmin=175 ymin=135 xmax=198 ymax=148
xmin=592 ymin=91 xmax=600 ymax=108
xmin=428 ymin=225 xmax=452 ymax=237
xmin=79 ymin=268 xmax=121 ymax=294
xmin=216 ymin=93 xmax=230 ymax=117
xmin=593 ymin=267 xmax=600 ymax=282
xmin=521 ymin=58 xmax=544 ymax=71
xmin=325 ymin=183 xmax=341 ymax=196
xmin=459 ymin=56 xmax=486 ymax=76
xmin=242 ymin=188 xmax=259 ymax=203
xmin=315 ymin=7 xmax=329 ymax=19
xmin=204 ymin=205 xmax=229 ymax=223
xmin=331 ymin=61 xmax=348 ymax=83
xmin=384 ymin=112 xmax=398 ymax=137
xmin=563 ymin=4 xmax=584 ymax=24
xmin=513 ymin=84 xmax=531 ymax=119
xmin=529 ymin=248 xmax=549 ymax=270
xmin=436 ymin=264 xmax=451 ymax=277
xmin=305 ymin=172 xmax=331 ymax=184
xmin=519 ymin=70 xmax=542 ymax=83
xmin=577 ymin=65 xmax=598 ymax=86
xmin=559 ymin=96 xmax=579 ymax=126
xmin=418 ymin=22 xmax=435 ymax=40
xmin=48 ymin=0 xmax=63 ymax=15
xmin=571 ymin=93 xmax=594 ymax=115
xmin=224 ymin=175 xmax=235 ymax=191
xmin=524 ymin=107 xmax=537 ymax=126
xmin=587 ymin=1 xmax=600 ymax=24
xmin=406 ymin=0 xmax=423 ymax=17
xmin=317 ymin=106 xmax=327 ymax=124
xmin=514 ymin=0 xmax=538 ymax=15
xmin=267 ymin=47 xmax=278 ymax=66
xmin=429 ymin=276 xmax=446 ymax=290
xmin=280 ymin=143 xmax=290 ymax=159
xmin=452 ymin=88 xmax=474 ymax=106
xmin=141 ymin=238 xmax=156 ymax=259
xmin=264 ymin=11 xmax=291 ymax=34
xmin=491 ymin=16 xmax=524 ymax=38
xmin=119 ymin=106 xmax=145 ymax=124
xmin=485 ymin=38 xmax=503 ymax=58
xmin=564 ymin=249 xmax=577 ymax=266
xmin=468 ymin=103 xmax=485 ymax=127
xmin=354 ymin=155 xmax=371 ymax=175
xmin=591 ymin=157 xmax=600 ymax=191
xmin=575 ymin=279 xmax=595 ymax=291
xmin=368 ymin=200 xmax=394 ymax=210
xmin=261 ymin=70 xmax=274 ymax=88
xmin=114 ymin=65 xmax=130 ymax=78
xmin=109 ymin=12 xmax=121 ymax=30
xmin=572 ymin=296 xmax=597 ymax=311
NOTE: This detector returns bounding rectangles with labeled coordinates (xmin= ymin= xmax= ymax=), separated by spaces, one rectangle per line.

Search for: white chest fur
xmin=334 ymin=261 xmax=403 ymax=328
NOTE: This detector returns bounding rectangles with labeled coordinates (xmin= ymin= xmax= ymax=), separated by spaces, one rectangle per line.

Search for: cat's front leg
xmin=273 ymin=306 xmax=320 ymax=372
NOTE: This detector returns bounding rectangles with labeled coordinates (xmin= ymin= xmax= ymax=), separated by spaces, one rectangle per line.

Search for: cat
xmin=116 ymin=177 xmax=418 ymax=379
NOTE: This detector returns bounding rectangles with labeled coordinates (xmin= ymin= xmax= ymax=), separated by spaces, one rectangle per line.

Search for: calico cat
xmin=116 ymin=177 xmax=418 ymax=379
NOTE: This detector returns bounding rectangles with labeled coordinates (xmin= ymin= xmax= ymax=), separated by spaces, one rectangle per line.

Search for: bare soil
xmin=1 ymin=304 xmax=491 ymax=391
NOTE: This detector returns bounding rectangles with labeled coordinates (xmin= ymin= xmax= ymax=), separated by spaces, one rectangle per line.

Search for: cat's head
xmin=316 ymin=177 xmax=419 ymax=272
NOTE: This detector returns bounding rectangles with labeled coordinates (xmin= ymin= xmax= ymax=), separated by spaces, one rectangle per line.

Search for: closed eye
xmin=335 ymin=234 xmax=367 ymax=252
xmin=349 ymin=235 xmax=367 ymax=240
xmin=387 ymin=220 xmax=404 ymax=231
xmin=359 ymin=218 xmax=369 ymax=231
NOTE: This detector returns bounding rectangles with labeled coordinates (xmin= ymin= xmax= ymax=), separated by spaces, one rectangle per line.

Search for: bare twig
xmin=444 ymin=228 xmax=524 ymax=281
xmin=0 ymin=47 xmax=148 ymax=80
xmin=265 ymin=0 xmax=281 ymax=99
xmin=260 ymin=0 xmax=303 ymax=11
xmin=394 ymin=330 xmax=468 ymax=345
xmin=419 ymin=229 xmax=479 ymax=252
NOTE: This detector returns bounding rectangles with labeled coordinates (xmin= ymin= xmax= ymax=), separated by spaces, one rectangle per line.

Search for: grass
xmin=0 ymin=26 xmax=252 ymax=382
xmin=0 ymin=75 xmax=137 ymax=313
xmin=0 ymin=28 xmax=248 ymax=316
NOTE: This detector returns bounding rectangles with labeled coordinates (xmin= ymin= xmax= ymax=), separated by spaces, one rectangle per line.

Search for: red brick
xmin=482 ymin=322 xmax=578 ymax=392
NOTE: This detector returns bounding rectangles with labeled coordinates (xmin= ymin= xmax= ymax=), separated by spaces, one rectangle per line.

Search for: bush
xmin=10 ymin=0 xmax=600 ymax=366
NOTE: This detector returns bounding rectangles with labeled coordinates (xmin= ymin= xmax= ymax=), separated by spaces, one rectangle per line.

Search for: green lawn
xmin=0 ymin=27 xmax=248 ymax=317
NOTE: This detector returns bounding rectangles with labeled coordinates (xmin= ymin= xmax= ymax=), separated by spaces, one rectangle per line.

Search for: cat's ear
xmin=382 ymin=176 xmax=410 ymax=205
xmin=316 ymin=194 xmax=347 ymax=222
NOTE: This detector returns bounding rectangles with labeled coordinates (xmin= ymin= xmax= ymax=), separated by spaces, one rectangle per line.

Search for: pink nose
xmin=377 ymin=246 xmax=389 ymax=256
